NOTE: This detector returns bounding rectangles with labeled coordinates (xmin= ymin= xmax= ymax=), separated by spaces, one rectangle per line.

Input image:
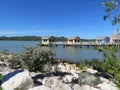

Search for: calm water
xmin=0 ymin=41 xmax=39 ymax=53
xmin=0 ymin=41 xmax=103 ymax=63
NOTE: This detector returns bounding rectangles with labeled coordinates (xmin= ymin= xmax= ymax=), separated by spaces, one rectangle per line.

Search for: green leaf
xmin=103 ymin=15 xmax=109 ymax=20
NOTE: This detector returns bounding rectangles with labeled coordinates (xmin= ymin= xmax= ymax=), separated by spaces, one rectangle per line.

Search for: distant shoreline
xmin=0 ymin=36 xmax=94 ymax=41
xmin=0 ymin=36 xmax=41 ymax=41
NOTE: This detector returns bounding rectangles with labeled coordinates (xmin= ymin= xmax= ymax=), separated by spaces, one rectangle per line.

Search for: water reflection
xmin=50 ymin=46 xmax=103 ymax=63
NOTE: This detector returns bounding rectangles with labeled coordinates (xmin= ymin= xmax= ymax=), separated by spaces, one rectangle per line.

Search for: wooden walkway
xmin=40 ymin=42 xmax=117 ymax=47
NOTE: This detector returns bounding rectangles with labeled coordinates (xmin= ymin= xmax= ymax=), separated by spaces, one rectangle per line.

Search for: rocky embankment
xmin=0 ymin=59 xmax=119 ymax=90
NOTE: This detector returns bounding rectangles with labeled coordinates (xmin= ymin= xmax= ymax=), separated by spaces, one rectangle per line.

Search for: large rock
xmin=1 ymin=70 xmax=34 ymax=90
xmin=42 ymin=77 xmax=73 ymax=90
xmin=78 ymin=71 xmax=101 ymax=86
xmin=72 ymin=84 xmax=81 ymax=90
xmin=28 ymin=86 xmax=52 ymax=90
xmin=53 ymin=83 xmax=72 ymax=90
xmin=97 ymin=82 xmax=119 ymax=90
xmin=79 ymin=85 xmax=100 ymax=90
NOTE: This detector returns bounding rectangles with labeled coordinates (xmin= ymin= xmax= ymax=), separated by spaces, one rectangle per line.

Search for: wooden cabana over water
xmin=96 ymin=36 xmax=110 ymax=44
xmin=110 ymin=29 xmax=120 ymax=44
xmin=67 ymin=36 xmax=80 ymax=45
xmin=41 ymin=36 xmax=55 ymax=45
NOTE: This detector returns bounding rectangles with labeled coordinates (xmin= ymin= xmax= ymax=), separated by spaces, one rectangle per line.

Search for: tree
xmin=102 ymin=0 xmax=120 ymax=58
xmin=90 ymin=0 xmax=120 ymax=27
xmin=103 ymin=0 xmax=120 ymax=25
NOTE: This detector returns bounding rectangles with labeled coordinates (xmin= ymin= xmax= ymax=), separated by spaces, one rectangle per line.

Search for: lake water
xmin=0 ymin=41 xmax=103 ymax=63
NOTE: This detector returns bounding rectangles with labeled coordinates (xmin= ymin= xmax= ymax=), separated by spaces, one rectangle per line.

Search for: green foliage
xmin=0 ymin=74 xmax=3 ymax=82
xmin=78 ymin=64 xmax=86 ymax=70
xmin=0 ymin=50 xmax=9 ymax=55
xmin=0 ymin=86 xmax=2 ymax=90
xmin=78 ymin=45 xmax=120 ymax=87
xmin=9 ymin=53 xmax=22 ymax=69
xmin=95 ymin=46 xmax=120 ymax=87
xmin=9 ymin=46 xmax=55 ymax=72
xmin=52 ymin=36 xmax=67 ymax=41
xmin=78 ymin=59 xmax=102 ymax=70
xmin=0 ymin=36 xmax=41 ymax=41
xmin=0 ymin=74 xmax=3 ymax=90
xmin=0 ymin=50 xmax=10 ymax=62
xmin=102 ymin=0 xmax=120 ymax=25
xmin=103 ymin=1 xmax=114 ymax=12
xmin=91 ymin=0 xmax=120 ymax=25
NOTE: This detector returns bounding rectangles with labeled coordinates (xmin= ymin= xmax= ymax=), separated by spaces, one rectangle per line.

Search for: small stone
xmin=86 ymin=68 xmax=98 ymax=74
xmin=63 ymin=75 xmax=73 ymax=83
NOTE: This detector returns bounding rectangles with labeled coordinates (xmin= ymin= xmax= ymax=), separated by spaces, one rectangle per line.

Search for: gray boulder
xmin=79 ymin=85 xmax=100 ymax=90
xmin=78 ymin=71 xmax=101 ymax=86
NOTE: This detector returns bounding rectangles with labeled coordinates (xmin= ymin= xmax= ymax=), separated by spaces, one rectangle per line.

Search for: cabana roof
xmin=68 ymin=36 xmax=80 ymax=40
xmin=96 ymin=36 xmax=109 ymax=40
xmin=42 ymin=36 xmax=53 ymax=40
xmin=111 ymin=30 xmax=120 ymax=39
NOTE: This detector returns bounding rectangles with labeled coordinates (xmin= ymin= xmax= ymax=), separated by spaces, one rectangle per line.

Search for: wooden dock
xmin=40 ymin=41 xmax=117 ymax=47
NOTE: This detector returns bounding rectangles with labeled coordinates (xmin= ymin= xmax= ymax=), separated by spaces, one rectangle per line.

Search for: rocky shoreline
xmin=0 ymin=59 xmax=119 ymax=90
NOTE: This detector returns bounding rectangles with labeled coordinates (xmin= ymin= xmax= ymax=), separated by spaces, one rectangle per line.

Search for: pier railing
xmin=43 ymin=41 xmax=115 ymax=46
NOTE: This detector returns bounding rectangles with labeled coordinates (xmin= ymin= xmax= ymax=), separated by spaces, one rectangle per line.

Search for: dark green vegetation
xmin=0 ymin=36 xmax=94 ymax=42
xmin=9 ymin=46 xmax=55 ymax=72
xmin=0 ymin=36 xmax=67 ymax=41
xmin=52 ymin=36 xmax=67 ymax=41
xmin=0 ymin=74 xmax=3 ymax=90
xmin=102 ymin=0 xmax=120 ymax=25
xmin=91 ymin=0 xmax=120 ymax=25
xmin=78 ymin=45 xmax=120 ymax=87
xmin=0 ymin=36 xmax=41 ymax=41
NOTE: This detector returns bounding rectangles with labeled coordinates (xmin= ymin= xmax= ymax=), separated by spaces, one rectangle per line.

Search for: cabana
xmin=41 ymin=36 xmax=54 ymax=45
xmin=67 ymin=36 xmax=80 ymax=45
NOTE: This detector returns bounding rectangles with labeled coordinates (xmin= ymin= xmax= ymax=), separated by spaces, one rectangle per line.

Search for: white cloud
xmin=0 ymin=31 xmax=19 ymax=35
xmin=0 ymin=29 xmax=60 ymax=36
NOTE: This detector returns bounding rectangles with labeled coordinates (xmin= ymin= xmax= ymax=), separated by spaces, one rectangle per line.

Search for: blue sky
xmin=0 ymin=0 xmax=119 ymax=39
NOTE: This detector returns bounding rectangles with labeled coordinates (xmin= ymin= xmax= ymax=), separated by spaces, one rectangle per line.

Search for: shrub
xmin=93 ymin=46 xmax=120 ymax=87
xmin=0 ymin=74 xmax=3 ymax=90
xmin=77 ymin=59 xmax=102 ymax=70
xmin=0 ymin=50 xmax=9 ymax=55
xmin=9 ymin=46 xmax=55 ymax=72
xmin=0 ymin=50 xmax=10 ymax=62
xmin=78 ymin=46 xmax=120 ymax=87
